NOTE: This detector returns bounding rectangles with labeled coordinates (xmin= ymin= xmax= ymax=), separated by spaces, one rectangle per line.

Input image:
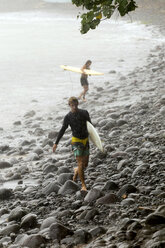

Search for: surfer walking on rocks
xmin=79 ymin=60 xmax=92 ymax=101
xmin=53 ymin=97 xmax=91 ymax=191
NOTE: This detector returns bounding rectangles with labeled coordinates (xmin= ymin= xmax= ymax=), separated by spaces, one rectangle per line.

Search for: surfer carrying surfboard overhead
xmin=53 ymin=96 xmax=91 ymax=191
xmin=79 ymin=60 xmax=92 ymax=102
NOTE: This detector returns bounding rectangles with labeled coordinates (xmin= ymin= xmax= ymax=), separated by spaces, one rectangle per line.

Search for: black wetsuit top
xmin=55 ymin=109 xmax=91 ymax=145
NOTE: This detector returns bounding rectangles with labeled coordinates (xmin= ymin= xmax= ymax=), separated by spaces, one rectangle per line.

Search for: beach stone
xmin=13 ymin=121 xmax=21 ymax=126
xmin=21 ymin=213 xmax=38 ymax=229
xmin=42 ymin=138 xmax=53 ymax=147
xmin=145 ymin=213 xmax=165 ymax=225
xmin=117 ymin=119 xmax=127 ymax=126
xmin=58 ymin=180 xmax=80 ymax=195
xmin=0 ymin=145 xmax=9 ymax=152
xmin=24 ymin=110 xmax=36 ymax=118
xmin=103 ymin=181 xmax=119 ymax=191
xmin=121 ymin=198 xmax=135 ymax=206
xmin=43 ymin=164 xmax=58 ymax=174
xmin=21 ymin=140 xmax=31 ymax=146
xmin=125 ymin=146 xmax=139 ymax=153
xmin=84 ymin=188 xmax=103 ymax=203
xmin=33 ymin=127 xmax=44 ymax=136
xmin=33 ymin=147 xmax=43 ymax=155
xmin=40 ymin=217 xmax=56 ymax=230
xmin=145 ymin=240 xmax=165 ymax=248
xmin=48 ymin=131 xmax=58 ymax=139
xmin=132 ymin=164 xmax=149 ymax=178
xmin=160 ymin=106 xmax=165 ymax=116
xmin=108 ymin=113 xmax=120 ymax=119
xmin=0 ymin=224 xmax=20 ymax=236
xmin=0 ymin=208 xmax=9 ymax=217
xmin=111 ymin=151 xmax=128 ymax=158
xmin=155 ymin=205 xmax=165 ymax=216
xmin=22 ymin=234 xmax=46 ymax=248
xmin=108 ymin=130 xmax=121 ymax=138
xmin=42 ymin=181 xmax=60 ymax=195
xmin=153 ymin=227 xmax=165 ymax=240
xmin=89 ymin=226 xmax=106 ymax=237
xmin=117 ymin=159 xmax=129 ymax=170
xmin=0 ymin=161 xmax=12 ymax=169
xmin=83 ymin=209 xmax=99 ymax=221
xmin=0 ymin=188 xmax=13 ymax=200
xmin=57 ymin=173 xmax=73 ymax=185
xmin=101 ymin=119 xmax=116 ymax=130
xmin=8 ymin=207 xmax=27 ymax=222
xmin=96 ymin=193 xmax=119 ymax=205
xmin=73 ymin=229 xmax=92 ymax=245
xmin=49 ymin=222 xmax=73 ymax=241
xmin=57 ymin=166 xmax=71 ymax=175
xmin=118 ymin=184 xmax=137 ymax=198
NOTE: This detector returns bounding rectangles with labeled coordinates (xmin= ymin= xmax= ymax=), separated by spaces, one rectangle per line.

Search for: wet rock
xmin=0 ymin=161 xmax=12 ymax=169
xmin=89 ymin=226 xmax=106 ymax=237
xmin=103 ymin=181 xmax=119 ymax=191
xmin=121 ymin=198 xmax=135 ymax=206
xmin=117 ymin=119 xmax=128 ymax=126
xmin=73 ymin=229 xmax=92 ymax=245
xmin=42 ymin=181 xmax=60 ymax=195
xmin=58 ymin=180 xmax=80 ymax=195
xmin=40 ymin=217 xmax=56 ymax=230
xmin=21 ymin=213 xmax=38 ymax=229
xmin=33 ymin=127 xmax=44 ymax=136
xmin=22 ymin=234 xmax=46 ymax=248
xmin=84 ymin=188 xmax=103 ymax=203
xmin=117 ymin=184 xmax=137 ymax=198
xmin=43 ymin=164 xmax=58 ymax=174
xmin=8 ymin=207 xmax=27 ymax=222
xmin=13 ymin=121 xmax=21 ymax=126
xmin=24 ymin=110 xmax=36 ymax=118
xmin=132 ymin=164 xmax=149 ymax=178
xmin=160 ymin=106 xmax=165 ymax=116
xmin=0 ymin=188 xmax=13 ymax=200
xmin=57 ymin=173 xmax=73 ymax=185
xmin=96 ymin=193 xmax=119 ymax=205
xmin=145 ymin=213 xmax=165 ymax=225
xmin=33 ymin=147 xmax=43 ymax=155
xmin=49 ymin=222 xmax=73 ymax=241
xmin=48 ymin=131 xmax=58 ymax=139
xmin=0 ymin=224 xmax=20 ymax=236
xmin=57 ymin=166 xmax=71 ymax=174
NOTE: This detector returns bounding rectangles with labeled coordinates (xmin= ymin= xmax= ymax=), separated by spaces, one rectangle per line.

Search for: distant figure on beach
xmin=53 ymin=96 xmax=91 ymax=191
xmin=79 ymin=60 xmax=92 ymax=101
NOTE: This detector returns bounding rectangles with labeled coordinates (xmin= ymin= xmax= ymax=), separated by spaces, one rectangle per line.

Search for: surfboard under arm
xmin=87 ymin=121 xmax=104 ymax=152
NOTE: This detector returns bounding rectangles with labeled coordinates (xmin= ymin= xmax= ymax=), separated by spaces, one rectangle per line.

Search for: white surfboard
xmin=87 ymin=121 xmax=104 ymax=152
xmin=60 ymin=65 xmax=104 ymax=76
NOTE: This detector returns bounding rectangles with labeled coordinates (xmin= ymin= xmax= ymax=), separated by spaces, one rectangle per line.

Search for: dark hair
xmin=68 ymin=97 xmax=79 ymax=105
xmin=85 ymin=60 xmax=92 ymax=66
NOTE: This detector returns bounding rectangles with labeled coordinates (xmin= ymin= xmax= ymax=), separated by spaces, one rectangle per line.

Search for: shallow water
xmin=0 ymin=2 xmax=164 ymax=130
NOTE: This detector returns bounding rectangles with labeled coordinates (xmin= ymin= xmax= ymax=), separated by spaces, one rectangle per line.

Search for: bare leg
xmin=79 ymin=85 xmax=88 ymax=101
xmin=76 ymin=156 xmax=89 ymax=191
xmin=73 ymin=167 xmax=78 ymax=181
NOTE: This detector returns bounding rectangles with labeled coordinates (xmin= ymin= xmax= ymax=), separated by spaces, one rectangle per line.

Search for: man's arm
xmin=53 ymin=115 xmax=68 ymax=152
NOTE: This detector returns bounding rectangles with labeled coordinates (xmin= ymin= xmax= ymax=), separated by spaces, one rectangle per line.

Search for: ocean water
xmin=0 ymin=1 xmax=164 ymax=130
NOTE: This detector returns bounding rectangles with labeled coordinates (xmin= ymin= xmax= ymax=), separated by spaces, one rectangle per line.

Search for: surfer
xmin=79 ymin=60 xmax=92 ymax=101
xmin=53 ymin=97 xmax=91 ymax=191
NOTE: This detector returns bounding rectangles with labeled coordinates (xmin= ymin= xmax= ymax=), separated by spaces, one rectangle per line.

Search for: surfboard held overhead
xmin=60 ymin=65 xmax=104 ymax=76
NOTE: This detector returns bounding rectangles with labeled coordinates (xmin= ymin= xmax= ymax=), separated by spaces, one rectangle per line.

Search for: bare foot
xmin=81 ymin=185 xmax=87 ymax=191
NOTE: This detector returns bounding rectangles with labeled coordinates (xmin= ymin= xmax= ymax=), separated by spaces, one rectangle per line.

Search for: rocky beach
xmin=0 ymin=0 xmax=165 ymax=248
